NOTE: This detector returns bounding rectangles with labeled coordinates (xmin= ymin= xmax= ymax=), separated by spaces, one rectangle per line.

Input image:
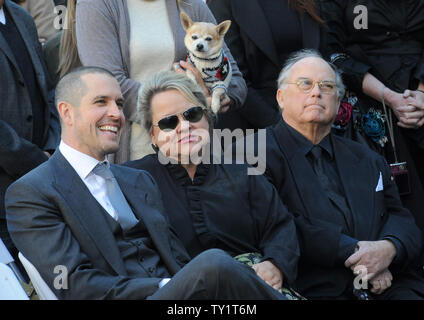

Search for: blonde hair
xmin=58 ymin=0 xmax=81 ymax=79
xmin=138 ymin=71 xmax=215 ymax=132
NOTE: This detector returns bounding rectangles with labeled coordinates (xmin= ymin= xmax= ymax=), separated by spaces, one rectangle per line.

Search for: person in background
xmin=321 ymin=0 xmax=424 ymax=231
xmin=14 ymin=0 xmax=59 ymax=43
xmin=76 ymin=0 xmax=247 ymax=164
xmin=43 ymin=0 xmax=80 ymax=86
xmin=0 ymin=0 xmax=60 ymax=262
xmin=208 ymin=0 xmax=326 ymax=130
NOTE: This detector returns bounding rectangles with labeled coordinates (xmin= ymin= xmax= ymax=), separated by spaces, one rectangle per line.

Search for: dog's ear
xmin=216 ymin=20 xmax=231 ymax=37
xmin=180 ymin=12 xmax=194 ymax=31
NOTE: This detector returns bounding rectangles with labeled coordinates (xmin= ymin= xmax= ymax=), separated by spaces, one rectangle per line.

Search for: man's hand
xmin=252 ymin=261 xmax=283 ymax=291
xmin=369 ymin=268 xmax=393 ymax=295
xmin=345 ymin=240 xmax=397 ymax=281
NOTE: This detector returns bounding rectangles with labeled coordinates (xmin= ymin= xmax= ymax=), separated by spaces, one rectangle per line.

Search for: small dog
xmin=180 ymin=12 xmax=232 ymax=113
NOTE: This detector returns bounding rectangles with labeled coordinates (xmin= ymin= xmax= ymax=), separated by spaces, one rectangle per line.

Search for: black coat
xmin=259 ymin=120 xmax=424 ymax=298
xmin=0 ymin=1 xmax=60 ymax=248
xmin=208 ymin=0 xmax=325 ymax=129
xmin=321 ymin=0 xmax=424 ymax=229
xmin=125 ymin=155 xmax=300 ymax=285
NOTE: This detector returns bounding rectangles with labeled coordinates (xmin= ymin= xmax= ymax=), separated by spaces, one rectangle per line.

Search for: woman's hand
xmin=384 ymin=89 xmax=424 ymax=129
xmin=173 ymin=61 xmax=232 ymax=112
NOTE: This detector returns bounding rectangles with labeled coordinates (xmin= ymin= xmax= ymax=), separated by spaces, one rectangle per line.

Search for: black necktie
xmin=309 ymin=146 xmax=329 ymax=190
xmin=92 ymin=162 xmax=139 ymax=231
xmin=309 ymin=146 xmax=351 ymax=226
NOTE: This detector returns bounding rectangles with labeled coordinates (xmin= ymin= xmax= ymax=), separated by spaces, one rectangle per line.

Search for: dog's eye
xmin=191 ymin=35 xmax=198 ymax=40
xmin=205 ymin=37 xmax=212 ymax=41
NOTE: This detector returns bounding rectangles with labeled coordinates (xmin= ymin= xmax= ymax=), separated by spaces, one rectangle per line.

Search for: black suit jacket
xmin=5 ymin=151 xmax=190 ymax=299
xmin=259 ymin=120 xmax=423 ymax=298
xmin=0 ymin=1 xmax=60 ymax=223
xmin=208 ymin=0 xmax=325 ymax=129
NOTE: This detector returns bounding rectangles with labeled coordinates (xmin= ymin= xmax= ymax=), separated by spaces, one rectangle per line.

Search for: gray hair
xmin=138 ymin=70 xmax=215 ymax=132
xmin=55 ymin=66 xmax=116 ymax=107
xmin=277 ymin=49 xmax=345 ymax=99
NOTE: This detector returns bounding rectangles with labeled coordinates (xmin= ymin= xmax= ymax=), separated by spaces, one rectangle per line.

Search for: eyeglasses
xmin=286 ymin=78 xmax=337 ymax=94
xmin=153 ymin=106 xmax=205 ymax=131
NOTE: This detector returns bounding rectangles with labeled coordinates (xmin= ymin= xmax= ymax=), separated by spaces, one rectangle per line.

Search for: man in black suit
xmin=5 ymin=66 xmax=285 ymax=300
xmin=0 ymin=0 xmax=60 ymax=257
xmin=254 ymin=49 xmax=424 ymax=299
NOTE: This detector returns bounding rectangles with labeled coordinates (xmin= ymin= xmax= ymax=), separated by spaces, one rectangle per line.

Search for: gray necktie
xmin=93 ymin=162 xmax=138 ymax=231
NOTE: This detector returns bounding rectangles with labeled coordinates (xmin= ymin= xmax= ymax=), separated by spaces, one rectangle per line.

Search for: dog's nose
xmin=196 ymin=43 xmax=204 ymax=51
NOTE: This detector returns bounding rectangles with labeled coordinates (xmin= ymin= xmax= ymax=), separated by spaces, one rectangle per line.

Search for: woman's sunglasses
xmin=153 ymin=106 xmax=205 ymax=131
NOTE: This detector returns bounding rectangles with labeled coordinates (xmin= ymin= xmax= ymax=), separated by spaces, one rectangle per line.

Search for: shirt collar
xmin=59 ymin=140 xmax=108 ymax=180
xmin=282 ymin=119 xmax=334 ymax=159
xmin=0 ymin=7 xmax=6 ymax=25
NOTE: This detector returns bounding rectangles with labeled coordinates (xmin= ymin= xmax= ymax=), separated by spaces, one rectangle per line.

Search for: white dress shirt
xmin=0 ymin=7 xmax=6 ymax=25
xmin=59 ymin=141 xmax=119 ymax=221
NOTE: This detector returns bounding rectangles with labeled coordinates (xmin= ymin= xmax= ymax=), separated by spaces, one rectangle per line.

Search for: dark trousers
xmin=148 ymin=249 xmax=285 ymax=300
xmin=315 ymin=272 xmax=424 ymax=300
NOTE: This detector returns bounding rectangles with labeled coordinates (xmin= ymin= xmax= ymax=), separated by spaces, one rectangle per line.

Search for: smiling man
xmin=259 ymin=49 xmax=424 ymax=299
xmin=5 ymin=66 xmax=285 ymax=300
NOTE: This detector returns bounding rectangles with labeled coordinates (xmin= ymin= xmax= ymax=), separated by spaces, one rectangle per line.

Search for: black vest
xmin=102 ymin=208 xmax=170 ymax=279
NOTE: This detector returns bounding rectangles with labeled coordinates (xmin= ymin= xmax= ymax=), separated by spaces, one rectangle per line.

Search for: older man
xmin=5 ymin=66 xmax=285 ymax=300
xmin=259 ymin=49 xmax=424 ymax=299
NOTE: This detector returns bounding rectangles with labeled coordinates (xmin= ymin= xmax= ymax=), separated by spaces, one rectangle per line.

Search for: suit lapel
xmin=232 ymin=0 xmax=280 ymax=67
xmin=112 ymin=167 xmax=178 ymax=272
xmin=51 ymin=152 xmax=127 ymax=275
xmin=0 ymin=32 xmax=20 ymax=74
xmin=0 ymin=6 xmax=22 ymax=81
xmin=7 ymin=3 xmax=47 ymax=100
xmin=332 ymin=137 xmax=375 ymax=239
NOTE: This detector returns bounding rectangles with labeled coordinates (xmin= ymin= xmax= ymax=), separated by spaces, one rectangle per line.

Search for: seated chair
xmin=19 ymin=253 xmax=58 ymax=300
xmin=0 ymin=239 xmax=28 ymax=300
xmin=0 ymin=263 xmax=28 ymax=300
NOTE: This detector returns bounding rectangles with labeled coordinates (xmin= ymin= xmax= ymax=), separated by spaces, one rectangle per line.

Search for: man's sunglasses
xmin=153 ymin=106 xmax=205 ymax=131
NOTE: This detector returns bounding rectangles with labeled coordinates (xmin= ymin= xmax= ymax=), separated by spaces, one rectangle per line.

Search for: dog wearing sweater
xmin=180 ymin=12 xmax=232 ymax=113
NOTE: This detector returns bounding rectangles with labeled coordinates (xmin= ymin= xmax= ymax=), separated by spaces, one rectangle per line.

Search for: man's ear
xmin=276 ymin=88 xmax=285 ymax=111
xmin=180 ymin=12 xmax=194 ymax=31
xmin=216 ymin=20 xmax=231 ymax=37
xmin=57 ymin=101 xmax=74 ymax=127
